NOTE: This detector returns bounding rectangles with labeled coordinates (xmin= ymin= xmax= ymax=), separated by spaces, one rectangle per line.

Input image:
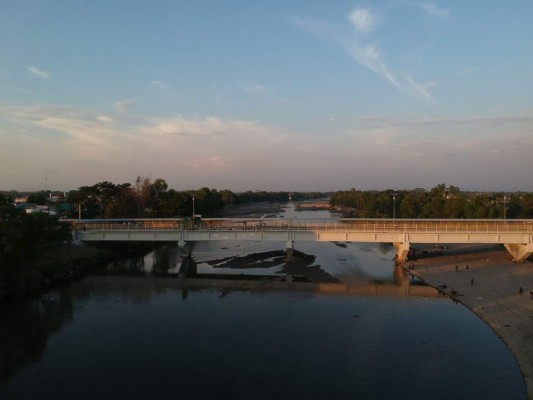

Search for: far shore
xmin=219 ymin=199 xmax=332 ymax=217
xmin=218 ymin=201 xmax=285 ymax=217
xmin=405 ymin=244 xmax=533 ymax=399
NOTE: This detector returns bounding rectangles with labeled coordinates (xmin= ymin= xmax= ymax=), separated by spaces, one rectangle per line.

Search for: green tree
xmin=27 ymin=192 xmax=48 ymax=205
xmin=400 ymin=193 xmax=419 ymax=218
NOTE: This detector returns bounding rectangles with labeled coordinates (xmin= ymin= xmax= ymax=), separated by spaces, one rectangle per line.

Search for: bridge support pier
xmin=178 ymin=240 xmax=195 ymax=258
xmin=285 ymin=240 xmax=294 ymax=260
xmin=178 ymin=257 xmax=197 ymax=279
xmin=504 ymin=243 xmax=533 ymax=263
xmin=393 ymin=241 xmax=410 ymax=265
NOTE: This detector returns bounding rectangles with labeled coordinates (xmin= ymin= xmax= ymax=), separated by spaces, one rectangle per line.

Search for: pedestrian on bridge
xmin=470 ymin=278 xmax=474 ymax=286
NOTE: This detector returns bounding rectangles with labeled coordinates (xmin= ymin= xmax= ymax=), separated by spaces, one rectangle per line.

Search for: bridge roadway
xmin=71 ymin=218 xmax=533 ymax=263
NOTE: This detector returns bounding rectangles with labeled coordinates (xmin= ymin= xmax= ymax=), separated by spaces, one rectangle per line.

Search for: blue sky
xmin=1 ymin=1 xmax=532 ymax=192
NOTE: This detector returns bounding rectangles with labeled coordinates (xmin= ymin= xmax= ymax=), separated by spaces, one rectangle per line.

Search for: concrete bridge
xmin=70 ymin=218 xmax=533 ymax=263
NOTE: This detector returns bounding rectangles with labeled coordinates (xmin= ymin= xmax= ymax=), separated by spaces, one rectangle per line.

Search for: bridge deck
xmin=71 ymin=218 xmax=533 ymax=234
xmin=70 ymin=218 xmax=533 ymax=244
xmin=70 ymin=218 xmax=533 ymax=262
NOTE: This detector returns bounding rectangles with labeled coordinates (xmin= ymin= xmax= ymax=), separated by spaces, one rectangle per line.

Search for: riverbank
xmin=220 ymin=199 xmax=332 ymax=216
xmin=219 ymin=201 xmax=284 ymax=217
xmin=406 ymin=244 xmax=533 ymax=399
xmin=0 ymin=242 xmax=155 ymax=301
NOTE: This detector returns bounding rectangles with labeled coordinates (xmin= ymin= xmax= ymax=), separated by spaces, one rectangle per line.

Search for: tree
xmin=148 ymin=178 xmax=169 ymax=216
xmin=400 ymin=193 xmax=419 ymax=218
xmin=133 ymin=176 xmax=152 ymax=217
xmin=0 ymin=199 xmax=72 ymax=299
xmin=27 ymin=192 xmax=48 ymax=205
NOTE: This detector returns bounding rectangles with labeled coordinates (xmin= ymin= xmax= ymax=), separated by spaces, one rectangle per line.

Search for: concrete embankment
xmin=405 ymin=244 xmax=533 ymax=399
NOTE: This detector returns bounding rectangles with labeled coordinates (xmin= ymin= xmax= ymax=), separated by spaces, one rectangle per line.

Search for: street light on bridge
xmin=392 ymin=192 xmax=397 ymax=225
xmin=503 ymin=193 xmax=510 ymax=220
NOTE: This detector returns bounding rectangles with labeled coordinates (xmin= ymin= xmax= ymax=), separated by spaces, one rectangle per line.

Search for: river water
xmin=0 ymin=203 xmax=526 ymax=399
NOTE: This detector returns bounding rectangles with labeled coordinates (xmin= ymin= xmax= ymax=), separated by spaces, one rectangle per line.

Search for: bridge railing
xmin=71 ymin=218 xmax=533 ymax=234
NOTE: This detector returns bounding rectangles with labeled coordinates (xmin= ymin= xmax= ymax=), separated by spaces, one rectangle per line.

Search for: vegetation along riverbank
xmin=0 ymin=195 xmax=154 ymax=301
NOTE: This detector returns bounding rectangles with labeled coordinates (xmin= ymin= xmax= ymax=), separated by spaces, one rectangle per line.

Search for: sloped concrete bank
xmin=406 ymin=244 xmax=533 ymax=399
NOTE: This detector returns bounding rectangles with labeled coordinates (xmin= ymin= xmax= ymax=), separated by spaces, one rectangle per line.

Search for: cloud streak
xmin=327 ymin=114 xmax=533 ymax=128
xmin=151 ymin=80 xmax=170 ymax=90
xmin=27 ymin=66 xmax=50 ymax=78
xmin=114 ymin=100 xmax=135 ymax=112
xmin=418 ymin=2 xmax=450 ymax=18
xmin=1 ymin=102 xmax=532 ymax=191
xmin=348 ymin=7 xmax=378 ymax=34
xmin=293 ymin=7 xmax=441 ymax=101
xmin=243 ymin=83 xmax=270 ymax=98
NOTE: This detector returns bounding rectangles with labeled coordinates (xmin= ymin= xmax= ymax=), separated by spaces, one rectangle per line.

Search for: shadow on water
xmin=104 ymin=244 xmax=181 ymax=276
xmin=0 ymin=289 xmax=73 ymax=383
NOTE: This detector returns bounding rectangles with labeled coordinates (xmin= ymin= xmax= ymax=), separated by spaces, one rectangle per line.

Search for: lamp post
xmin=192 ymin=194 xmax=195 ymax=218
xmin=392 ymin=192 xmax=397 ymax=225
xmin=503 ymin=193 xmax=510 ymax=220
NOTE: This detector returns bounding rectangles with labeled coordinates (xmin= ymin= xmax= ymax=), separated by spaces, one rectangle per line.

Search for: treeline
xmin=330 ymin=184 xmax=533 ymax=219
xmin=50 ymin=177 xmax=328 ymax=219
xmin=0 ymin=195 xmax=73 ymax=299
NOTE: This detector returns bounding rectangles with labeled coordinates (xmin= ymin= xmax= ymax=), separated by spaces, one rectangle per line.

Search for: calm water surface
xmin=0 ymin=203 xmax=526 ymax=399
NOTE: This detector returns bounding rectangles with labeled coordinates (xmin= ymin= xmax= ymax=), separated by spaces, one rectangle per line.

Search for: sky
xmin=1 ymin=0 xmax=532 ymax=192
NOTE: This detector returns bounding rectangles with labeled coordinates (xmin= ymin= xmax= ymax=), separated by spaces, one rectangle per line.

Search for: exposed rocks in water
xmin=334 ymin=242 xmax=347 ymax=248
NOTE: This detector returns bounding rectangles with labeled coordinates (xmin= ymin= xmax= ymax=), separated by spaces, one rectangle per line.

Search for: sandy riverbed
xmin=406 ymin=244 xmax=533 ymax=399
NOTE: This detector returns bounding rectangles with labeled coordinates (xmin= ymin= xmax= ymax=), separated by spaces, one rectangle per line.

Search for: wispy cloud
xmin=454 ymin=66 xmax=478 ymax=77
xmin=97 ymin=115 xmax=113 ymax=123
xmin=27 ymin=66 xmax=50 ymax=79
xmin=326 ymin=114 xmax=533 ymax=128
xmin=294 ymin=9 xmax=437 ymax=102
xmin=1 ymin=102 xmax=532 ymax=191
xmin=348 ymin=7 xmax=379 ymax=34
xmin=418 ymin=2 xmax=450 ymax=18
xmin=405 ymin=76 xmax=436 ymax=101
xmin=243 ymin=83 xmax=270 ymax=98
xmin=346 ymin=44 xmax=401 ymax=90
xmin=114 ymin=100 xmax=135 ymax=112
xmin=151 ymin=80 xmax=170 ymax=90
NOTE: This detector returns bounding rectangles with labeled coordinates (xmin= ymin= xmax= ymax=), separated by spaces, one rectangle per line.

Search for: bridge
xmin=70 ymin=218 xmax=533 ymax=263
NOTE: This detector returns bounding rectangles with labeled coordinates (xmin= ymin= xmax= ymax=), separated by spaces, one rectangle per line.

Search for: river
xmin=0 ymin=203 xmax=526 ymax=399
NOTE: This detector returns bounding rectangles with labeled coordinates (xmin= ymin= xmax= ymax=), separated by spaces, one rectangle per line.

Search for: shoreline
xmin=218 ymin=201 xmax=284 ymax=217
xmin=405 ymin=244 xmax=533 ymax=399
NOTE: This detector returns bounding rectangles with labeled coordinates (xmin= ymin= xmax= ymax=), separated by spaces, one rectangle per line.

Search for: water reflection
xmin=0 ymin=244 xmax=436 ymax=388
xmin=102 ymin=241 xmax=438 ymax=299
xmin=0 ymin=202 xmax=526 ymax=399
xmin=0 ymin=289 xmax=74 ymax=383
xmin=105 ymin=245 xmax=181 ymax=276
xmin=0 ymin=275 xmax=525 ymax=400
